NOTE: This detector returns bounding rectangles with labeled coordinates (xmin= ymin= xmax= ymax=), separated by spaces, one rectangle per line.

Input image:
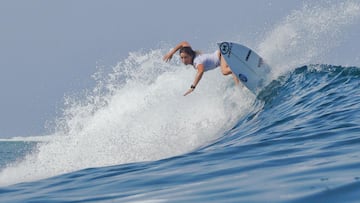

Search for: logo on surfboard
xmin=219 ymin=42 xmax=232 ymax=57
xmin=238 ymin=74 xmax=248 ymax=82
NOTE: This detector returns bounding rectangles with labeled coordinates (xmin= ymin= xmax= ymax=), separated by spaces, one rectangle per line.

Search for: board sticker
xmin=219 ymin=42 xmax=232 ymax=57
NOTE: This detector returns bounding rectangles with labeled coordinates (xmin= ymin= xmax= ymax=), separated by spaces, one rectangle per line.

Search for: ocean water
xmin=1 ymin=1 xmax=360 ymax=202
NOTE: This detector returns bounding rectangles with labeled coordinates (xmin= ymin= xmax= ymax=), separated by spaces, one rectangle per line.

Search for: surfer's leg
xmin=220 ymin=55 xmax=239 ymax=85
xmin=220 ymin=55 xmax=232 ymax=75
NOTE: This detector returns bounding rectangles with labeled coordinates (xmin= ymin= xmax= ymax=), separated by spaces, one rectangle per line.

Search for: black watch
xmin=190 ymin=85 xmax=196 ymax=89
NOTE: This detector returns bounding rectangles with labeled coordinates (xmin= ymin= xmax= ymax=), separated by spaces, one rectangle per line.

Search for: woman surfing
xmin=163 ymin=41 xmax=239 ymax=96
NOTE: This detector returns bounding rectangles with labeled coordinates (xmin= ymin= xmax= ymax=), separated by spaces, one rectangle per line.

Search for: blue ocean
xmin=1 ymin=1 xmax=360 ymax=202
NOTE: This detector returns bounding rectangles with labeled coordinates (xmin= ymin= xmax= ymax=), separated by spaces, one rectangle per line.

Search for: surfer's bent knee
xmin=220 ymin=56 xmax=232 ymax=75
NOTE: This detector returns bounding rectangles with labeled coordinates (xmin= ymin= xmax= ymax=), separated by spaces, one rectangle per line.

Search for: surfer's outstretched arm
xmin=163 ymin=41 xmax=191 ymax=62
xmin=184 ymin=64 xmax=204 ymax=96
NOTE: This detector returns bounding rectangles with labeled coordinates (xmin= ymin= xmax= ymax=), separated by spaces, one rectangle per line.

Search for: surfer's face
xmin=180 ymin=52 xmax=192 ymax=65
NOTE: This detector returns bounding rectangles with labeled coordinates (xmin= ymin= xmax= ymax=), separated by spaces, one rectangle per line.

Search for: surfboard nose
xmin=217 ymin=42 xmax=226 ymax=48
xmin=218 ymin=42 xmax=231 ymax=55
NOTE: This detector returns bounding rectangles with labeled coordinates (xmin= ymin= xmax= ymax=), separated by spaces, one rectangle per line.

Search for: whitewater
xmin=1 ymin=1 xmax=360 ymax=202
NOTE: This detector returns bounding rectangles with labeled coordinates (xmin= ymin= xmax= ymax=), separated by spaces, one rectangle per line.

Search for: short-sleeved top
xmin=193 ymin=50 xmax=220 ymax=72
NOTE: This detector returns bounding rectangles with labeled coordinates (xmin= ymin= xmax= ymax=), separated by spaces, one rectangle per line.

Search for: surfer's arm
xmin=163 ymin=41 xmax=191 ymax=62
xmin=184 ymin=64 xmax=204 ymax=96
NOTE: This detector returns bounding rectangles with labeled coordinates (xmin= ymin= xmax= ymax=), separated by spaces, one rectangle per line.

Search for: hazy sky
xmin=0 ymin=0 xmax=358 ymax=138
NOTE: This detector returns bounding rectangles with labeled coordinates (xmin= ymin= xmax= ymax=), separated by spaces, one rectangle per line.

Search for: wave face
xmin=1 ymin=64 xmax=360 ymax=202
xmin=1 ymin=0 xmax=360 ymax=202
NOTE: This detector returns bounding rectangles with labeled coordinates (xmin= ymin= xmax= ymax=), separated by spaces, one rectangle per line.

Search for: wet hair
xmin=179 ymin=46 xmax=197 ymax=59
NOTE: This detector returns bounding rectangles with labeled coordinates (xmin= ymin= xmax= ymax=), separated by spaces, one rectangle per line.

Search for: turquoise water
xmin=1 ymin=65 xmax=360 ymax=202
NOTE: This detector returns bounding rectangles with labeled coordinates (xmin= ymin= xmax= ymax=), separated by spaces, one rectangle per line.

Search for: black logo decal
xmin=245 ymin=50 xmax=252 ymax=61
xmin=219 ymin=42 xmax=232 ymax=56
xmin=238 ymin=74 xmax=248 ymax=82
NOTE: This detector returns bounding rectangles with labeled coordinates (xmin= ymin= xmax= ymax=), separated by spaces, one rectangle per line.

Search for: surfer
xmin=163 ymin=41 xmax=239 ymax=96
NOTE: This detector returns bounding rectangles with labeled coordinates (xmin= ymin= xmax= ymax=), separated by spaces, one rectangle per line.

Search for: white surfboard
xmin=218 ymin=42 xmax=271 ymax=94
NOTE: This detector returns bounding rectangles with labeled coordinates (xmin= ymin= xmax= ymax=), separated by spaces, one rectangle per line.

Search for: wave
xmin=258 ymin=0 xmax=360 ymax=78
xmin=205 ymin=64 xmax=360 ymax=147
xmin=190 ymin=64 xmax=360 ymax=202
xmin=258 ymin=64 xmax=360 ymax=103
xmin=0 ymin=49 xmax=256 ymax=186
xmin=1 ymin=0 xmax=360 ymax=187
xmin=1 ymin=64 xmax=359 ymax=202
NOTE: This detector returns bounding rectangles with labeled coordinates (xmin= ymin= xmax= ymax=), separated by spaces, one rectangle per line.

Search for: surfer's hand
xmin=183 ymin=88 xmax=194 ymax=96
xmin=163 ymin=53 xmax=173 ymax=62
